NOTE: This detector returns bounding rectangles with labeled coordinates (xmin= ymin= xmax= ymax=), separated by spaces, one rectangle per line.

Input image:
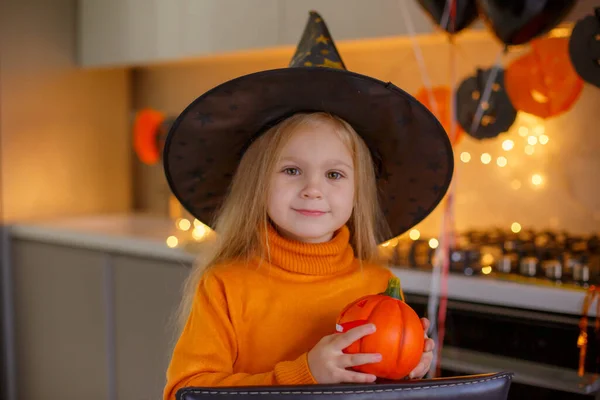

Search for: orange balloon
xmin=133 ymin=108 xmax=165 ymax=165
xmin=416 ymin=86 xmax=464 ymax=146
xmin=505 ymin=37 xmax=583 ymax=119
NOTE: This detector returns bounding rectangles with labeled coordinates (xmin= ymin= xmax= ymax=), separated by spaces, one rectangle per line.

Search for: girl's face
xmin=267 ymin=121 xmax=355 ymax=243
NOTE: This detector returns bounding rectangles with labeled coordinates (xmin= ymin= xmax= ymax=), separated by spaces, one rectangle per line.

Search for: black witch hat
xmin=162 ymin=11 xmax=454 ymax=241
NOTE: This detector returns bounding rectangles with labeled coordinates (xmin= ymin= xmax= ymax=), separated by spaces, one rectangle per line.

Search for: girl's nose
xmin=301 ymin=187 xmax=323 ymax=199
xmin=300 ymin=176 xmax=323 ymax=199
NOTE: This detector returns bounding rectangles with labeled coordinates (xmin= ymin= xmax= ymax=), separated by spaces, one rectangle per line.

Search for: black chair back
xmin=177 ymin=371 xmax=513 ymax=400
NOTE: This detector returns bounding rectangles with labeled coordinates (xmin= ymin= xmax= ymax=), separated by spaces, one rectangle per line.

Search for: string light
xmin=481 ymin=153 xmax=492 ymax=164
xmin=166 ymin=236 xmax=179 ymax=248
xmin=518 ymin=127 xmax=529 ymax=137
xmin=381 ymin=238 xmax=399 ymax=248
xmin=496 ymin=156 xmax=507 ymax=167
xmin=524 ymin=145 xmax=535 ymax=155
xmin=409 ymin=229 xmax=420 ymax=240
xmin=532 ymin=174 xmax=544 ymax=186
xmin=429 ymin=238 xmax=439 ymax=249
xmin=192 ymin=223 xmax=210 ymax=241
xmin=460 ymin=152 xmax=471 ymax=163
xmin=177 ymin=218 xmax=191 ymax=231
xmin=511 ymin=222 xmax=522 ymax=233
xmin=502 ymin=140 xmax=514 ymax=151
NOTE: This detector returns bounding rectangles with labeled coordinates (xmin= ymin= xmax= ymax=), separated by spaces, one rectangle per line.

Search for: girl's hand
xmin=307 ymin=323 xmax=381 ymax=384
xmin=408 ymin=318 xmax=435 ymax=379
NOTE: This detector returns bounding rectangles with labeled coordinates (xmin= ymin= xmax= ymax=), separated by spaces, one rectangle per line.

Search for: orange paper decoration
xmin=133 ymin=108 xmax=165 ymax=165
xmin=416 ymin=86 xmax=464 ymax=146
xmin=505 ymin=37 xmax=584 ymax=119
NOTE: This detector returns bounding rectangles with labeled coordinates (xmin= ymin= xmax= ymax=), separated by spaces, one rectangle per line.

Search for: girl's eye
xmin=283 ymin=167 xmax=300 ymax=175
xmin=327 ymin=171 xmax=344 ymax=180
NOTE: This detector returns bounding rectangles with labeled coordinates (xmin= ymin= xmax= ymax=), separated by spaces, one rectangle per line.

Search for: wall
xmin=132 ymin=25 xmax=600 ymax=237
xmin=0 ymin=0 xmax=132 ymax=223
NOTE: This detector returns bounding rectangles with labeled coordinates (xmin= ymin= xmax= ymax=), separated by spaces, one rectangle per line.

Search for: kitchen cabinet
xmin=78 ymin=0 xmax=279 ymax=67
xmin=278 ymin=0 xmax=434 ymax=45
xmin=10 ymin=239 xmax=110 ymax=400
xmin=113 ymin=254 xmax=189 ymax=400
xmin=8 ymin=235 xmax=191 ymax=400
xmin=77 ymin=0 xmax=437 ymax=67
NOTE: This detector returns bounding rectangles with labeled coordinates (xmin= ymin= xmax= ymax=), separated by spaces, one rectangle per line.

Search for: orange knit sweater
xmin=163 ymin=224 xmax=394 ymax=400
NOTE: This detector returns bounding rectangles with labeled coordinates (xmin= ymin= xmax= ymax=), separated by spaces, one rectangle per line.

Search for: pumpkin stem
xmin=384 ymin=277 xmax=405 ymax=301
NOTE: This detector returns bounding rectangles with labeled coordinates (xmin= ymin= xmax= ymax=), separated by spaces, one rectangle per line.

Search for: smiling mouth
xmin=293 ymin=209 xmax=329 ymax=217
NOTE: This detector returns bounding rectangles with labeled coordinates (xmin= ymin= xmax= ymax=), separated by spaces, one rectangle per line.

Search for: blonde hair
xmin=175 ymin=112 xmax=390 ymax=330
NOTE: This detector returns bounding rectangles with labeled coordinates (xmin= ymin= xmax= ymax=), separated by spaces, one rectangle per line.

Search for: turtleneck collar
xmin=262 ymin=224 xmax=356 ymax=276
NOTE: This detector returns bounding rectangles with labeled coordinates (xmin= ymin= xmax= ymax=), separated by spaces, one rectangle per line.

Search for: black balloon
xmin=569 ymin=8 xmax=600 ymax=88
xmin=477 ymin=0 xmax=577 ymax=46
xmin=455 ymin=68 xmax=517 ymax=140
xmin=418 ymin=0 xmax=479 ymax=34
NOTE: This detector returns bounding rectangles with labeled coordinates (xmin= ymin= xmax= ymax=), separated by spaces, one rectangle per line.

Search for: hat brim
xmin=163 ymin=67 xmax=454 ymax=240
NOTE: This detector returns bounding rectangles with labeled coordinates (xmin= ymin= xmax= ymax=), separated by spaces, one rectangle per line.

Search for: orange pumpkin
xmin=415 ymin=86 xmax=464 ymax=146
xmin=335 ymin=277 xmax=424 ymax=380
xmin=505 ymin=37 xmax=583 ymax=119
xmin=133 ymin=108 xmax=165 ymax=165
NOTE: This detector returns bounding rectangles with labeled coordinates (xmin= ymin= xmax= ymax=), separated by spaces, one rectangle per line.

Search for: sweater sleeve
xmin=163 ymin=270 xmax=316 ymax=400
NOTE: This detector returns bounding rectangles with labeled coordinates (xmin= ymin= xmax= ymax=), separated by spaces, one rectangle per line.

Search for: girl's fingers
xmin=338 ymin=370 xmax=378 ymax=383
xmin=332 ymin=323 xmax=376 ymax=350
xmin=424 ymin=338 xmax=435 ymax=352
xmin=409 ymin=363 xmax=428 ymax=379
xmin=340 ymin=352 xmax=382 ymax=368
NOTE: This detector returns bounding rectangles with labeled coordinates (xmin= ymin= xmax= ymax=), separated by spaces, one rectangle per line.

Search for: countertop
xmin=8 ymin=213 xmax=197 ymax=263
xmin=6 ymin=213 xmax=596 ymax=317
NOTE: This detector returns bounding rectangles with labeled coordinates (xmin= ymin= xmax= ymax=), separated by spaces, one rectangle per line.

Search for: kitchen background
xmin=1 ymin=0 xmax=598 ymax=236
xmin=1 ymin=1 xmax=600 ymax=400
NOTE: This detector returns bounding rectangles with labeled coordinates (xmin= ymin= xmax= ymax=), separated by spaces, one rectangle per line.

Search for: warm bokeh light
xmin=511 ymin=222 xmax=522 ymax=233
xmin=539 ymin=135 xmax=549 ymax=145
xmin=532 ymin=174 xmax=544 ymax=186
xmin=482 ymin=266 xmax=492 ymax=275
xmin=381 ymin=238 xmax=399 ymax=248
xmin=166 ymin=236 xmax=179 ymax=248
xmin=496 ymin=156 xmax=507 ymax=167
xmin=429 ymin=238 xmax=439 ymax=249
xmin=525 ymin=145 xmax=535 ymax=155
xmin=518 ymin=127 xmax=529 ymax=137
xmin=177 ymin=218 xmax=191 ymax=231
xmin=502 ymin=140 xmax=514 ymax=151
xmin=409 ymin=229 xmax=420 ymax=240
xmin=460 ymin=152 xmax=471 ymax=163
xmin=528 ymin=136 xmax=538 ymax=145
xmin=481 ymin=253 xmax=494 ymax=265
xmin=481 ymin=153 xmax=492 ymax=164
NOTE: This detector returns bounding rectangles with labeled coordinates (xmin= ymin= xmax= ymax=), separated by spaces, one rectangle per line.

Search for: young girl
xmin=161 ymin=11 xmax=453 ymax=400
